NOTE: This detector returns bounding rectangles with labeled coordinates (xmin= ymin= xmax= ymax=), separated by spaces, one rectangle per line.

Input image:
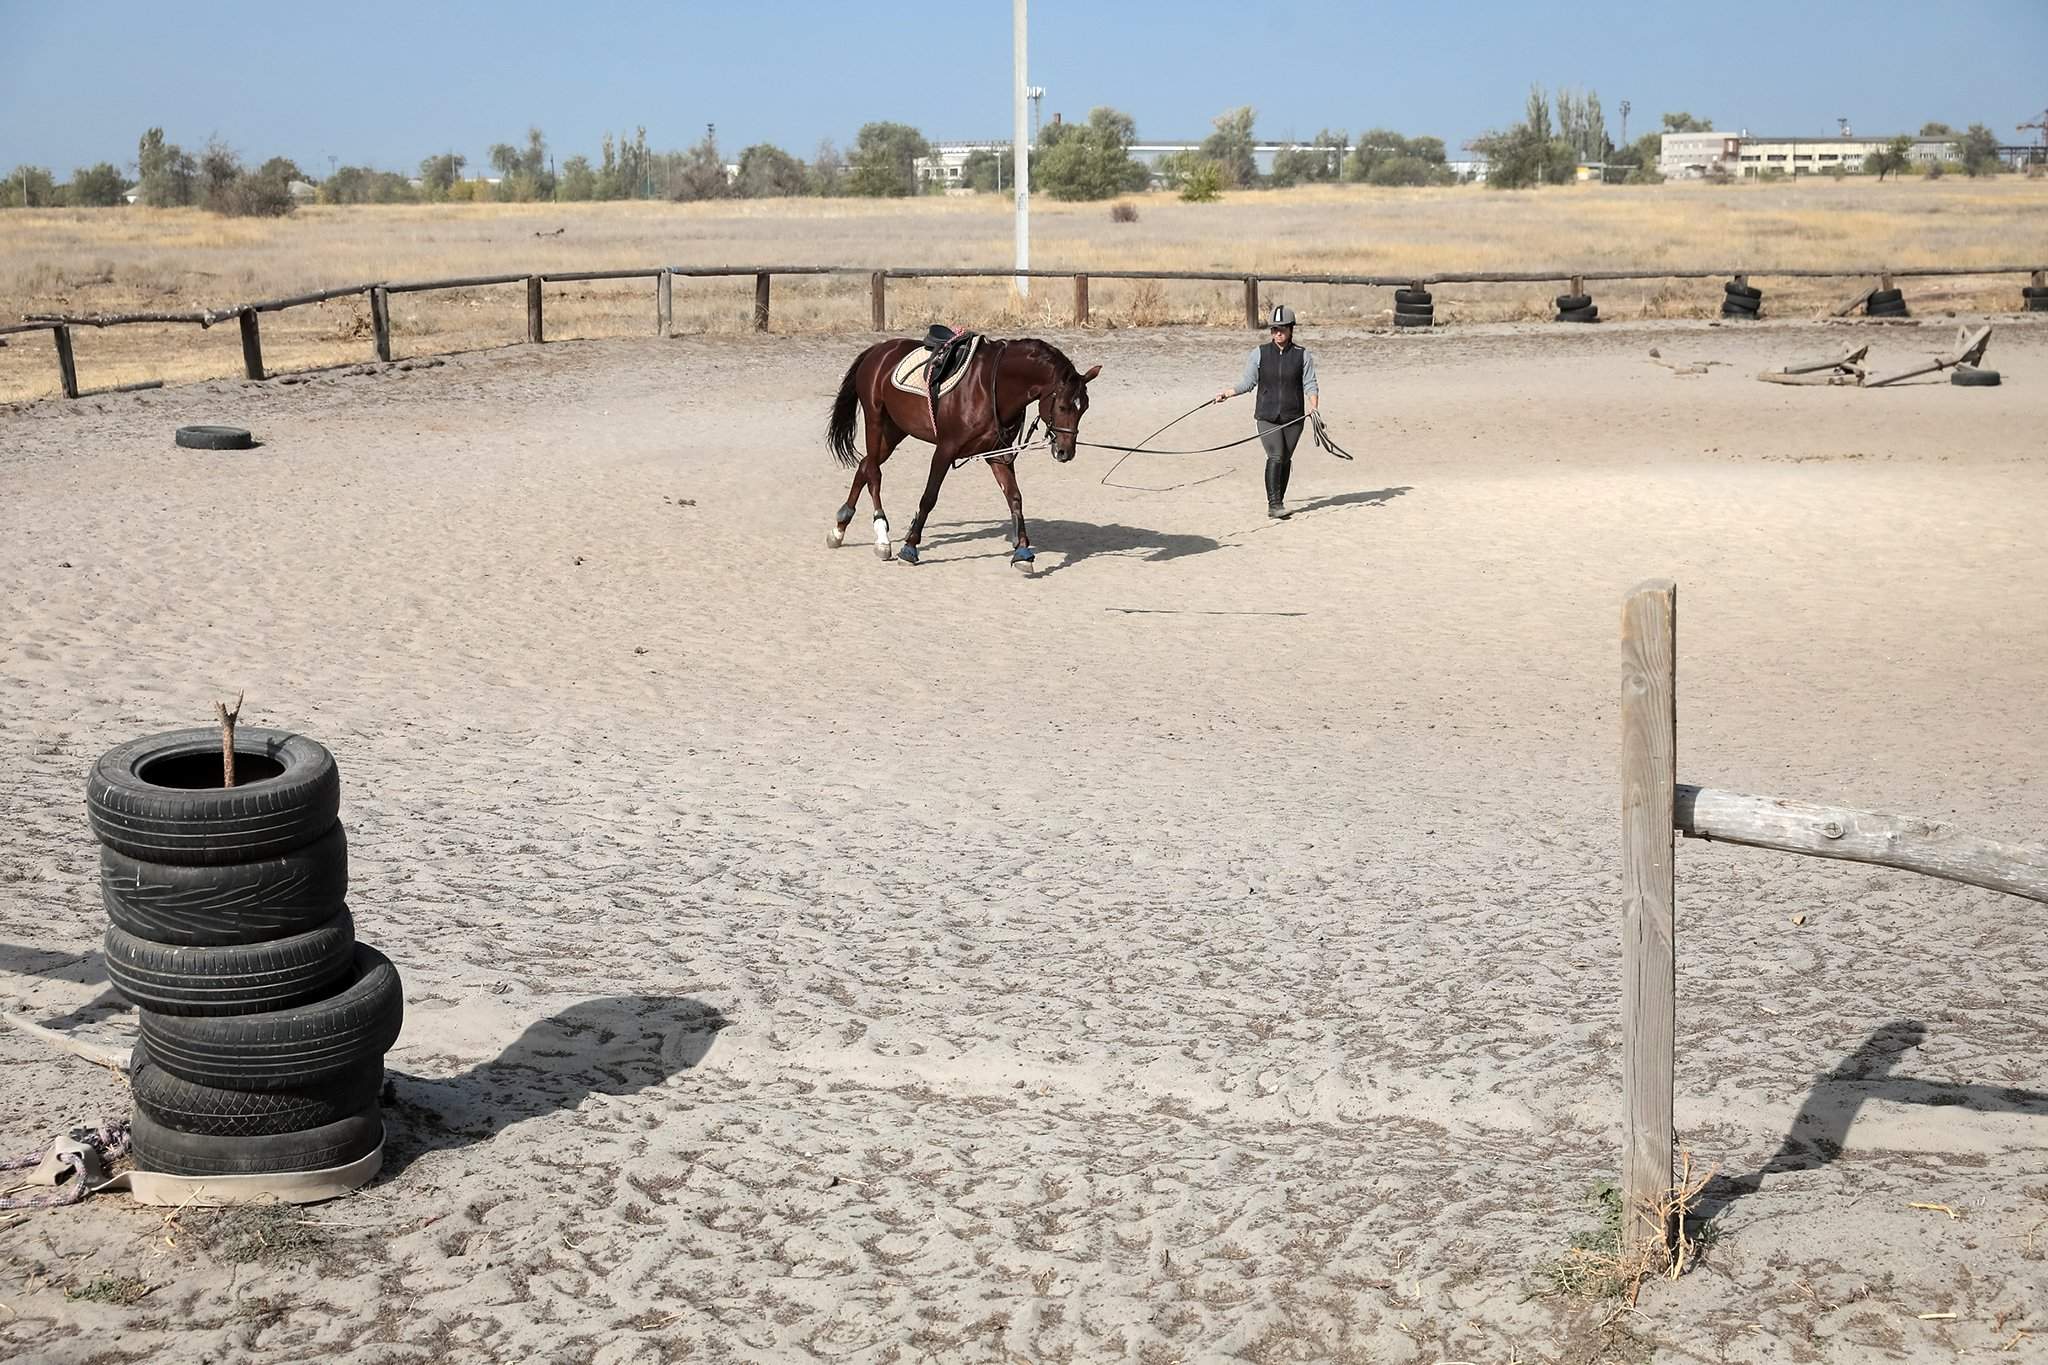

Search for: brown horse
xmin=825 ymin=336 xmax=1100 ymax=568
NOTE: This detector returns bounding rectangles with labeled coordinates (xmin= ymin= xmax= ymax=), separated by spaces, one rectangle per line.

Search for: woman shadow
xmin=378 ymin=994 xmax=727 ymax=1179
xmin=1695 ymin=1018 xmax=2048 ymax=1222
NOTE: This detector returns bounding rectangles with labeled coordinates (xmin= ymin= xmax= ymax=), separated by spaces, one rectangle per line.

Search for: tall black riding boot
xmin=1265 ymin=453 xmax=1292 ymax=518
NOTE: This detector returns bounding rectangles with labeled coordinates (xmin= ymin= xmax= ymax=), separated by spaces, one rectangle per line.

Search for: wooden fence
xmin=1618 ymin=579 xmax=2048 ymax=1252
xmin=11 ymin=261 xmax=2047 ymax=401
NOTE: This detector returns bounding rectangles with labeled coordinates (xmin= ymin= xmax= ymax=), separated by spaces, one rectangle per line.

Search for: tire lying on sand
xmin=1555 ymin=293 xmax=1592 ymax=312
xmin=104 ymin=911 xmax=355 ymax=1016
xmin=86 ymin=729 xmax=340 ymax=867
xmin=1392 ymin=311 xmax=1434 ymax=328
xmin=100 ymin=824 xmax=347 ymax=947
xmin=1557 ymin=304 xmax=1599 ymax=323
xmin=1724 ymin=281 xmax=1762 ymax=301
xmin=1951 ymin=366 xmax=2001 ymax=386
xmin=1394 ymin=288 xmax=1432 ymax=307
xmin=138 ymin=944 xmax=404 ymax=1090
xmin=129 ymin=1038 xmax=384 ymax=1138
xmin=130 ymin=1104 xmax=383 ymax=1176
xmin=174 ymin=425 xmax=255 ymax=451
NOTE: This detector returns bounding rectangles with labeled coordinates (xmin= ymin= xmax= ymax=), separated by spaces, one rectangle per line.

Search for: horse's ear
xmin=1081 ymin=365 xmax=1102 ymax=384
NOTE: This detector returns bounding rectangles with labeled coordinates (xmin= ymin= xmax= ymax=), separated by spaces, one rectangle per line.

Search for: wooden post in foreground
xmin=657 ymin=270 xmax=673 ymax=338
xmin=1243 ymin=276 xmax=1260 ymax=327
xmin=53 ymin=325 xmax=79 ymax=399
xmin=527 ymin=276 xmax=544 ymax=343
xmin=870 ymin=272 xmax=887 ymax=331
xmin=238 ymin=310 xmax=264 ymax=380
xmin=1073 ymin=274 xmax=1090 ymax=326
xmin=370 ymin=287 xmax=392 ymax=362
xmin=1620 ymin=579 xmax=1678 ymax=1255
xmin=753 ymin=272 xmax=771 ymax=332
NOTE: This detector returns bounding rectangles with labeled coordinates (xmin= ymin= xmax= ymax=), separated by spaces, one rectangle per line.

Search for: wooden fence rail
xmin=14 ymin=260 xmax=2046 ymax=401
xmin=1617 ymin=579 xmax=2048 ymax=1254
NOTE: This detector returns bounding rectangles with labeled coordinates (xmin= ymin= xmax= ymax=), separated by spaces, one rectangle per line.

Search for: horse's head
xmin=1040 ymin=364 xmax=1100 ymax=462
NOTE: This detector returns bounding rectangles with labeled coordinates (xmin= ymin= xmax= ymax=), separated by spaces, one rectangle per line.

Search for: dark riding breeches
xmin=1257 ymin=419 xmax=1303 ymax=505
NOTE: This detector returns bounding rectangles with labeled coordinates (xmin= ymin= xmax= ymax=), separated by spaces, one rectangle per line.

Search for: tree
xmin=1199 ymin=106 xmax=1258 ymax=187
xmin=1034 ymin=106 xmax=1150 ymax=200
xmin=257 ymin=157 xmax=306 ymax=185
xmin=1866 ymin=134 xmax=1913 ymax=181
xmin=557 ymin=155 xmax=598 ymax=201
xmin=1919 ymin=122 xmax=1955 ymax=137
xmin=1661 ymin=112 xmax=1712 ymax=133
xmin=847 ymin=121 xmax=928 ymax=197
xmin=667 ymin=128 xmax=730 ymax=201
xmin=487 ymin=127 xmax=553 ymax=201
xmin=810 ymin=139 xmax=846 ymax=196
xmin=199 ymin=140 xmax=243 ymax=212
xmin=1476 ymin=86 xmax=1578 ymax=188
xmin=137 ymin=127 xmax=196 ymax=206
xmin=2 ymin=165 xmax=58 ymax=207
xmin=69 ymin=162 xmax=128 ymax=206
xmin=957 ymin=148 xmax=1001 ymax=192
xmin=1960 ymin=124 xmax=2002 ymax=177
xmin=418 ymin=152 xmax=466 ymax=199
xmin=1269 ymin=129 xmax=1348 ymax=187
xmin=1178 ymin=159 xmax=1224 ymax=202
xmin=735 ymin=143 xmax=807 ymax=197
xmin=1343 ymin=129 xmax=1451 ymax=184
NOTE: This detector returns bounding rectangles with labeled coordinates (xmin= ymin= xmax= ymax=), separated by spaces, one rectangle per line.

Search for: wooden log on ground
xmin=1865 ymin=324 xmax=1991 ymax=387
xmin=238 ymin=310 xmax=264 ymax=380
xmin=754 ymin=272 xmax=771 ymax=332
xmin=1781 ymin=344 xmax=1870 ymax=374
xmin=370 ymin=286 xmax=392 ymax=362
xmin=527 ymin=276 xmax=544 ymax=344
xmin=1074 ymin=274 xmax=1089 ymax=326
xmin=1619 ymin=579 xmax=1678 ymax=1254
xmin=0 ymin=1008 xmax=129 ymax=1073
xmin=1676 ymin=786 xmax=2048 ymax=904
xmin=53 ymin=325 xmax=79 ymax=399
xmin=657 ymin=270 xmax=672 ymax=338
xmin=1244 ymin=277 xmax=1260 ymax=328
xmin=1828 ymin=286 xmax=1876 ymax=318
xmin=870 ymin=272 xmax=886 ymax=331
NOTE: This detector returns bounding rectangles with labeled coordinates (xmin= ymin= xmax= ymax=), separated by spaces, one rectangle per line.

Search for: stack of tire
xmin=88 ymin=728 xmax=402 ymax=1185
xmin=1721 ymin=280 xmax=1763 ymax=320
xmin=2022 ymin=284 xmax=2048 ymax=313
xmin=1865 ymin=288 xmax=1909 ymax=319
xmin=1555 ymin=292 xmax=1598 ymax=323
xmin=1393 ymin=287 xmax=1434 ymax=328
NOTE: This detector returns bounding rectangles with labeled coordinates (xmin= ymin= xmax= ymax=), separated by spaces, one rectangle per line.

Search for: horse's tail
xmin=827 ymin=351 xmax=865 ymax=468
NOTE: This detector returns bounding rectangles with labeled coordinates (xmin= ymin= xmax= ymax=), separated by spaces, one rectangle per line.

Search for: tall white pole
xmin=1012 ymin=0 xmax=1030 ymax=298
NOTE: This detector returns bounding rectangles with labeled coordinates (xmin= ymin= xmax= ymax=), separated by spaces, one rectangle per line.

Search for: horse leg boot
xmin=990 ymin=459 xmax=1034 ymax=570
xmin=861 ymin=457 xmax=892 ymax=560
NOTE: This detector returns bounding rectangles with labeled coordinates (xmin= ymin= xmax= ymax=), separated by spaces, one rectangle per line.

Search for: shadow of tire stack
xmin=89 ymin=729 xmax=402 ymax=1190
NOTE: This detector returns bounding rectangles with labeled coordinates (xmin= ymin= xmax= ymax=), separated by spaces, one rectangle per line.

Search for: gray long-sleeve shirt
xmin=1230 ymin=345 xmax=1318 ymax=397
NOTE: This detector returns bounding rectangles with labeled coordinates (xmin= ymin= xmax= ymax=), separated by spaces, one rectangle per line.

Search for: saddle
xmin=889 ymin=325 xmax=984 ymax=429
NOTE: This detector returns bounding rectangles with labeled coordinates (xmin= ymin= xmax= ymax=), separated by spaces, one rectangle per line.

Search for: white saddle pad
xmin=889 ymin=335 xmax=982 ymax=398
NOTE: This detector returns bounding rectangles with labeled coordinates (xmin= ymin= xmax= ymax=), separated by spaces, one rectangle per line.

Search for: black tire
xmin=174 ymin=425 xmax=254 ymax=451
xmin=1557 ymin=305 xmax=1599 ymax=323
xmin=1394 ymin=288 xmax=1432 ymax=307
xmin=130 ymin=1038 xmax=383 ymax=1137
xmin=1951 ymin=366 xmax=2001 ymax=386
xmin=1555 ymin=293 xmax=1592 ymax=311
xmin=1724 ymin=281 xmax=1762 ymax=300
xmin=101 ymin=824 xmax=347 ymax=947
xmin=131 ymin=1104 xmax=383 ymax=1176
xmin=87 ymin=728 xmax=340 ymax=867
xmin=2020 ymin=286 xmax=2048 ymax=299
xmin=1720 ymin=304 xmax=1761 ymax=320
xmin=1394 ymin=300 xmax=1434 ymax=317
xmin=1392 ymin=312 xmax=1434 ymax=328
xmin=1868 ymin=288 xmax=1904 ymax=307
xmin=1721 ymin=291 xmax=1761 ymax=312
xmin=1868 ymin=302 xmax=1909 ymax=318
xmin=106 ymin=911 xmax=355 ymax=1017
xmin=139 ymin=944 xmax=403 ymax=1090
xmin=2029 ymin=297 xmax=2048 ymax=312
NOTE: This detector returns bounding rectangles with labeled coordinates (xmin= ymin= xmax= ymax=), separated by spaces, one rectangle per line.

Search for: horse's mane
xmin=1010 ymin=337 xmax=1079 ymax=383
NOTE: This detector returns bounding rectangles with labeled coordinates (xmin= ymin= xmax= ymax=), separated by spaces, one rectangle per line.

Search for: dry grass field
xmin=2 ymin=176 xmax=2045 ymax=402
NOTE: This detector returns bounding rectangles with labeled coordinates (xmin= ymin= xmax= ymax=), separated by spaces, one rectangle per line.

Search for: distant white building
xmin=1657 ymin=132 xmax=1743 ymax=178
xmin=1660 ymin=131 xmax=1962 ymax=178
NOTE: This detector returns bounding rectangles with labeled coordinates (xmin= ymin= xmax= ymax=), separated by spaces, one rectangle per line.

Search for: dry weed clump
xmin=1541 ymin=1150 xmax=1719 ymax=1306
xmin=1110 ymin=201 xmax=1140 ymax=223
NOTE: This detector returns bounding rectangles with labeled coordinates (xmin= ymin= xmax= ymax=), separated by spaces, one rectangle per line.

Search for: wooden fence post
xmin=870 ymin=272 xmax=887 ymax=331
xmin=238 ymin=310 xmax=264 ymax=380
xmin=1620 ymin=579 xmax=1678 ymax=1255
xmin=1879 ymin=271 xmax=1894 ymax=293
xmin=1734 ymin=274 xmax=1749 ymax=291
xmin=2035 ymin=270 xmax=2046 ymax=290
xmin=1571 ymin=274 xmax=1585 ymax=297
xmin=370 ymin=287 xmax=392 ymax=362
xmin=657 ymin=270 xmax=673 ymax=338
xmin=753 ymin=272 xmax=771 ymax=332
xmin=1244 ymin=276 xmax=1260 ymax=328
xmin=1073 ymin=275 xmax=1090 ymax=326
xmin=53 ymin=325 xmax=79 ymax=400
xmin=527 ymin=276 xmax=544 ymax=343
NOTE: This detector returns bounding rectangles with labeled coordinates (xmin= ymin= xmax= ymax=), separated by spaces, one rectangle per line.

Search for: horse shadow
xmin=379 ymin=994 xmax=728 ymax=1179
xmin=1693 ymin=1018 xmax=2048 ymax=1223
xmin=925 ymin=517 xmax=1229 ymax=576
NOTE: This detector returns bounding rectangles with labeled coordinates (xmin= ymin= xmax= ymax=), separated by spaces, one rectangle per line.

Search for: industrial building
xmin=1659 ymin=130 xmax=1961 ymax=178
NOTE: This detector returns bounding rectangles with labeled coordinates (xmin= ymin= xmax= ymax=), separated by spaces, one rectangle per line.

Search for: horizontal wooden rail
xmin=1675 ymin=784 xmax=2048 ymax=904
xmin=541 ymin=268 xmax=667 ymax=283
xmin=382 ymin=273 xmax=529 ymax=294
xmin=0 ymin=321 xmax=60 ymax=336
xmin=252 ymin=283 xmax=375 ymax=312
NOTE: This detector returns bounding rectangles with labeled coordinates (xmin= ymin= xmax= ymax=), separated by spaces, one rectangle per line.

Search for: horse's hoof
xmin=1011 ymin=545 xmax=1036 ymax=567
xmin=898 ymin=543 xmax=921 ymax=565
xmin=827 ymin=526 xmax=846 ymax=548
xmin=877 ymin=540 xmax=895 ymax=561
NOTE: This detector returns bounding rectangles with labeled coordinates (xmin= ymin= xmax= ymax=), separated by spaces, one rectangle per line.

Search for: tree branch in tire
xmin=215 ymin=692 xmax=244 ymax=788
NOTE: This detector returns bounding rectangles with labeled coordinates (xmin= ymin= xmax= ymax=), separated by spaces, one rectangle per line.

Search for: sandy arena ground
xmin=1 ymin=315 xmax=2044 ymax=1363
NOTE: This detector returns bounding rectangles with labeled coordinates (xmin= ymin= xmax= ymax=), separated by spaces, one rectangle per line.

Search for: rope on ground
xmin=0 ymin=1119 xmax=131 ymax=1211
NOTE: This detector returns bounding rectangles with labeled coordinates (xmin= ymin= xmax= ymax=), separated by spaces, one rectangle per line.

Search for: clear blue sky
xmin=4 ymin=0 xmax=2044 ymax=174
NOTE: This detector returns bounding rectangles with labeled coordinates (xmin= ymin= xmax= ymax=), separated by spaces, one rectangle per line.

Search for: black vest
xmin=1255 ymin=342 xmax=1306 ymax=424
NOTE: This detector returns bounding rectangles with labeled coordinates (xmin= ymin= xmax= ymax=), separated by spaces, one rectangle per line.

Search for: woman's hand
xmin=1214 ymin=389 xmax=1232 ymax=403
